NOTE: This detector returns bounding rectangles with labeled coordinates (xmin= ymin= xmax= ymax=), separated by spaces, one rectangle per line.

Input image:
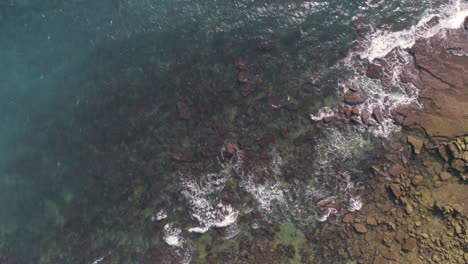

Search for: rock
xmin=176 ymin=100 xmax=192 ymax=119
xmin=434 ymin=181 xmax=442 ymax=188
xmin=237 ymin=70 xmax=249 ymax=83
xmin=402 ymin=238 xmax=417 ymax=251
xmin=323 ymin=115 xmax=334 ymax=123
xmin=389 ymin=164 xmax=404 ymax=177
xmin=451 ymin=159 xmax=465 ymax=173
xmin=366 ymin=216 xmax=378 ymax=226
xmin=350 ymin=116 xmax=362 ymax=125
xmin=351 ymin=106 xmax=360 ymax=115
xmin=438 ymin=145 xmax=449 ymax=162
xmin=268 ymin=95 xmax=283 ymax=109
xmin=372 ymin=107 xmax=384 ymax=125
xmin=171 ymin=147 xmax=195 ymax=162
xmin=464 ymin=16 xmax=468 ymax=30
xmin=361 ymin=109 xmax=370 ymax=124
xmin=412 ymin=175 xmax=424 ymax=185
xmin=447 ymin=142 xmax=461 ymax=159
xmin=257 ymin=40 xmax=274 ymax=51
xmin=463 ymin=151 xmax=468 ymax=162
xmin=344 ymin=92 xmax=366 ymax=105
xmin=366 ymin=64 xmax=383 ymax=79
xmin=354 ymin=223 xmax=367 ymax=234
xmin=223 ymin=139 xmax=237 ymax=157
xmin=388 ymin=184 xmax=401 ymax=198
xmin=368 ymin=119 xmax=377 ymax=126
xmin=342 ymin=213 xmax=354 ymax=223
xmin=344 ymin=107 xmax=352 ymax=118
xmin=439 ymin=171 xmax=452 ymax=181
xmin=405 ymin=204 xmax=414 ymax=215
xmin=381 ymin=250 xmax=398 ymax=261
xmin=407 ymin=135 xmax=424 ymax=154
xmin=256 ymin=132 xmax=275 ymax=148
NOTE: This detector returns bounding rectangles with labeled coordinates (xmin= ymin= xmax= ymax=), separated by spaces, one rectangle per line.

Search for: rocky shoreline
xmin=311 ymin=18 xmax=468 ymax=264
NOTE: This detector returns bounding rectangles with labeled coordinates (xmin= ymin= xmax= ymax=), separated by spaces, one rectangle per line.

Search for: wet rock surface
xmin=398 ymin=28 xmax=468 ymax=137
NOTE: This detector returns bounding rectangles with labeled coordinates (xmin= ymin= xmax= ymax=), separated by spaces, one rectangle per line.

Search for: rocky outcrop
xmin=398 ymin=27 xmax=468 ymax=137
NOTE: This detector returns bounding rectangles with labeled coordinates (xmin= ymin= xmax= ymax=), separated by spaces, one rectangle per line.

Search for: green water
xmin=0 ymin=0 xmax=431 ymax=263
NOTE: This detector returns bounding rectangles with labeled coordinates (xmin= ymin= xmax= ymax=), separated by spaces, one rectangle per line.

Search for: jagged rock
xmin=407 ymin=135 xmax=424 ymax=154
xmin=402 ymin=238 xmax=417 ymax=251
xmin=372 ymin=107 xmax=384 ymax=125
xmin=388 ymin=184 xmax=401 ymax=198
xmin=354 ymin=223 xmax=367 ymax=233
xmin=464 ymin=16 xmax=468 ymax=30
xmin=344 ymin=92 xmax=366 ymax=105
xmin=439 ymin=171 xmax=452 ymax=181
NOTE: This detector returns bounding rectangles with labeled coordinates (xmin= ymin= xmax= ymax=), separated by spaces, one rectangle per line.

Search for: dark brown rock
xmin=372 ymin=107 xmax=384 ymax=125
xmin=464 ymin=16 xmax=468 ymax=30
xmin=366 ymin=64 xmax=383 ymax=79
xmin=350 ymin=116 xmax=362 ymax=124
xmin=389 ymin=164 xmax=404 ymax=177
xmin=344 ymin=92 xmax=366 ymax=105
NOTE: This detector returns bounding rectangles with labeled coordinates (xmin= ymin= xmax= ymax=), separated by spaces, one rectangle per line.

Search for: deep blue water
xmin=0 ymin=0 xmax=433 ymax=263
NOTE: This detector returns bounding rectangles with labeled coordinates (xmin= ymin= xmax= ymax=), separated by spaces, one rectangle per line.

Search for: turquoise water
xmin=0 ymin=0 xmax=431 ymax=263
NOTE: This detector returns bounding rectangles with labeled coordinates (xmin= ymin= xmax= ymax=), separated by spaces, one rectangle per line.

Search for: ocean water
xmin=0 ymin=0 xmax=466 ymax=263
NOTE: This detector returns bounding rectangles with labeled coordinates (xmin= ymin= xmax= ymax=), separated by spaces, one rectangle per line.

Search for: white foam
xmin=163 ymin=224 xmax=184 ymax=247
xmin=180 ymin=162 xmax=239 ymax=233
xmin=240 ymin=149 xmax=288 ymax=217
xmin=317 ymin=208 xmax=338 ymax=222
xmin=154 ymin=209 xmax=168 ymax=221
xmin=310 ymin=106 xmax=335 ymax=121
xmin=358 ymin=0 xmax=468 ymax=62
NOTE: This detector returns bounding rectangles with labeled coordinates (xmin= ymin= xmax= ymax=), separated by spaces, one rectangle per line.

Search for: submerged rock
xmin=344 ymin=92 xmax=366 ymax=105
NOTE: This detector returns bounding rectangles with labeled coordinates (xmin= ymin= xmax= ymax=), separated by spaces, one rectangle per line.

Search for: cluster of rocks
xmin=437 ymin=136 xmax=468 ymax=180
xmin=328 ymin=131 xmax=468 ymax=263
